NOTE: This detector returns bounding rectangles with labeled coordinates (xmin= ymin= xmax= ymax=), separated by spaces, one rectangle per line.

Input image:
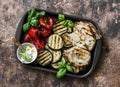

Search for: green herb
xmin=27 ymin=7 xmax=36 ymax=22
xmin=23 ymin=22 xmax=30 ymax=32
xmin=36 ymin=11 xmax=45 ymax=18
xmin=66 ymin=64 xmax=74 ymax=73
xmin=62 ymin=20 xmax=68 ymax=26
xmin=58 ymin=14 xmax=74 ymax=28
xmin=20 ymin=53 xmax=32 ymax=62
xmin=30 ymin=17 xmax=39 ymax=27
xmin=56 ymin=68 xmax=66 ymax=78
xmin=67 ymin=20 xmax=74 ymax=28
xmin=58 ymin=14 xmax=65 ymax=21
xmin=58 ymin=61 xmax=66 ymax=68
xmin=23 ymin=7 xmax=46 ymax=32
xmin=56 ymin=61 xmax=74 ymax=78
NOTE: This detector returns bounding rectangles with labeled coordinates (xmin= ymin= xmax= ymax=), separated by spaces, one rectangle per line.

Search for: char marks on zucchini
xmin=37 ymin=49 xmax=52 ymax=66
xmin=48 ymin=34 xmax=63 ymax=50
xmin=53 ymin=21 xmax=72 ymax=35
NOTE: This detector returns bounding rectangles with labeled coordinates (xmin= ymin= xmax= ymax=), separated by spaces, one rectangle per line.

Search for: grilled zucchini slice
xmin=62 ymin=33 xmax=73 ymax=47
xmin=37 ymin=49 xmax=52 ymax=66
xmin=48 ymin=34 xmax=63 ymax=50
xmin=51 ymin=50 xmax=61 ymax=63
xmin=51 ymin=57 xmax=66 ymax=69
xmin=45 ymin=45 xmax=62 ymax=63
xmin=53 ymin=21 xmax=72 ymax=35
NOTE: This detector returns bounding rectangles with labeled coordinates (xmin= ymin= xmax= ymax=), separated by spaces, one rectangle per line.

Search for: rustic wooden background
xmin=0 ymin=0 xmax=120 ymax=87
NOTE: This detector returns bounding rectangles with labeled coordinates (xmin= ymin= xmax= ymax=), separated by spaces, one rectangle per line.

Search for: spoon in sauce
xmin=12 ymin=38 xmax=25 ymax=51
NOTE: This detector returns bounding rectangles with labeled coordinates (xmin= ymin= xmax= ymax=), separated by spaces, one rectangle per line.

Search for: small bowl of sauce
xmin=17 ymin=43 xmax=37 ymax=64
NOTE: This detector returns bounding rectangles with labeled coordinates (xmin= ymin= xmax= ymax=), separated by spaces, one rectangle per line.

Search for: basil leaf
xmin=56 ymin=68 xmax=66 ymax=78
xmin=36 ymin=11 xmax=45 ymax=18
xmin=58 ymin=14 xmax=65 ymax=21
xmin=67 ymin=20 xmax=74 ymax=28
xmin=62 ymin=20 xmax=69 ymax=26
xmin=58 ymin=61 xmax=66 ymax=68
xmin=66 ymin=64 xmax=74 ymax=73
xmin=23 ymin=22 xmax=30 ymax=32
xmin=27 ymin=7 xmax=36 ymax=22
xmin=30 ymin=19 xmax=39 ymax=27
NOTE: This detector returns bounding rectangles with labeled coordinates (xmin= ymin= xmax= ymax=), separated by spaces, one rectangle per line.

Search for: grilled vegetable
xmin=53 ymin=21 xmax=72 ymax=35
xmin=39 ymin=16 xmax=54 ymax=30
xmin=51 ymin=57 xmax=66 ymax=69
xmin=24 ymin=28 xmax=45 ymax=50
xmin=37 ymin=49 xmax=52 ymax=66
xmin=45 ymin=45 xmax=61 ymax=63
xmin=48 ymin=34 xmax=63 ymax=50
xmin=51 ymin=50 xmax=61 ymax=63
xmin=62 ymin=33 xmax=73 ymax=47
xmin=63 ymin=45 xmax=91 ymax=67
xmin=72 ymin=66 xmax=83 ymax=74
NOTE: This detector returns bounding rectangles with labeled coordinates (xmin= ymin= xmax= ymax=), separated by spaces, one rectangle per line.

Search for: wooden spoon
xmin=12 ymin=38 xmax=25 ymax=50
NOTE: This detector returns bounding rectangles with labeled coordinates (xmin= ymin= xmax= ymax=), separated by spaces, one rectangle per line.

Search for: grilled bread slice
xmin=74 ymin=21 xmax=101 ymax=39
xmin=62 ymin=33 xmax=73 ymax=47
xmin=53 ymin=21 xmax=72 ymax=35
xmin=48 ymin=34 xmax=63 ymax=50
xmin=69 ymin=21 xmax=96 ymax=51
xmin=88 ymin=22 xmax=102 ymax=39
xmin=63 ymin=46 xmax=91 ymax=67
xmin=37 ymin=49 xmax=52 ymax=66
xmin=79 ymin=28 xmax=96 ymax=51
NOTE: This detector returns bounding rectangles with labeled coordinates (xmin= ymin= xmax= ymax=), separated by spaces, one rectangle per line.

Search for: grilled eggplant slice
xmin=53 ymin=21 xmax=72 ymax=35
xmin=72 ymin=66 xmax=84 ymax=74
xmin=51 ymin=50 xmax=61 ymax=63
xmin=37 ymin=49 xmax=52 ymax=66
xmin=51 ymin=63 xmax=59 ymax=69
xmin=62 ymin=33 xmax=73 ymax=47
xmin=63 ymin=45 xmax=91 ymax=67
xmin=51 ymin=57 xmax=66 ymax=69
xmin=48 ymin=34 xmax=63 ymax=50
xmin=45 ymin=45 xmax=61 ymax=63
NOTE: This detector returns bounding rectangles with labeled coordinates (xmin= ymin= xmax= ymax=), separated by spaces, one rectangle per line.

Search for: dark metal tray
xmin=14 ymin=8 xmax=102 ymax=78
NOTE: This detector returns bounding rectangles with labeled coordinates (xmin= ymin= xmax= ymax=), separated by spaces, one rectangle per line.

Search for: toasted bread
xmin=63 ymin=46 xmax=91 ymax=67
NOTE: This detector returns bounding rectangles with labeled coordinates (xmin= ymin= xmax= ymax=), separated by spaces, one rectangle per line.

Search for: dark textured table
xmin=0 ymin=0 xmax=120 ymax=87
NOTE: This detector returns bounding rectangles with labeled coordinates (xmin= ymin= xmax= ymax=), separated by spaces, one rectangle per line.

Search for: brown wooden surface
xmin=0 ymin=0 xmax=120 ymax=87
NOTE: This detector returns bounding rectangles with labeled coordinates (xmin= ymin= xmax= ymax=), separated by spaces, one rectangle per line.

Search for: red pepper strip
xmin=33 ymin=39 xmax=45 ymax=50
xmin=28 ymin=28 xmax=40 ymax=40
xmin=39 ymin=16 xmax=54 ymax=30
xmin=40 ymin=28 xmax=52 ymax=38
xmin=24 ymin=28 xmax=45 ymax=50
xmin=24 ymin=34 xmax=32 ymax=42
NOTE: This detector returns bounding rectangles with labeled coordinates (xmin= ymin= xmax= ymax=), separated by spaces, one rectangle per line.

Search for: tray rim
xmin=14 ymin=8 xmax=102 ymax=78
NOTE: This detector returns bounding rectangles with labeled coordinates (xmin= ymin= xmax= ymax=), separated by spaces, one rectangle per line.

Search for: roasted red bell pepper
xmin=40 ymin=27 xmax=52 ymax=37
xmin=39 ymin=16 xmax=54 ymax=30
xmin=24 ymin=28 xmax=45 ymax=50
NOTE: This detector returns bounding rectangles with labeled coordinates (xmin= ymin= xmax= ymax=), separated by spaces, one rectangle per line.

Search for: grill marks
xmin=37 ymin=50 xmax=52 ymax=66
xmin=53 ymin=21 xmax=72 ymax=35
xmin=48 ymin=34 xmax=63 ymax=50
xmin=62 ymin=33 xmax=73 ymax=47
